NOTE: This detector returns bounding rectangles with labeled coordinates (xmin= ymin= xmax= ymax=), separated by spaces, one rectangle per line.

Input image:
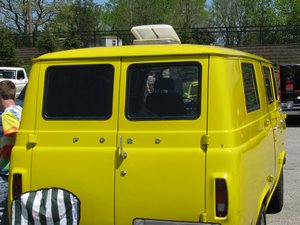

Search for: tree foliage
xmin=46 ymin=0 xmax=104 ymax=47
xmin=274 ymin=0 xmax=300 ymax=25
xmin=48 ymin=0 xmax=103 ymax=33
xmin=0 ymin=0 xmax=59 ymax=33
xmin=63 ymin=29 xmax=82 ymax=50
xmin=103 ymin=0 xmax=207 ymax=30
xmin=36 ymin=29 xmax=57 ymax=54
xmin=172 ymin=0 xmax=208 ymax=28
xmin=209 ymin=0 xmax=280 ymax=45
xmin=0 ymin=26 xmax=22 ymax=66
xmin=1 ymin=0 xmax=300 ymax=52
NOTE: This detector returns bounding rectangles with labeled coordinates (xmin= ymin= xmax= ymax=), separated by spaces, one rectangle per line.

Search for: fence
xmin=12 ymin=25 xmax=300 ymax=49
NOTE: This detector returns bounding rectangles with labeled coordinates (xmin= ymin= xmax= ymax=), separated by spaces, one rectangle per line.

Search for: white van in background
xmin=0 ymin=67 xmax=28 ymax=97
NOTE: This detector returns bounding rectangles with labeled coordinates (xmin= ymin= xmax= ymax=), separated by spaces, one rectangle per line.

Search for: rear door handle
xmin=119 ymin=135 xmax=127 ymax=159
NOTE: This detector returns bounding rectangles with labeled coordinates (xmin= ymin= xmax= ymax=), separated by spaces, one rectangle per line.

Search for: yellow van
xmin=9 ymin=25 xmax=286 ymax=225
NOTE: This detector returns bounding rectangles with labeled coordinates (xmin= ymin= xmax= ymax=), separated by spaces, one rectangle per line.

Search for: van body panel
xmin=34 ymin=45 xmax=269 ymax=63
xmin=115 ymin=56 xmax=208 ymax=224
xmin=9 ymin=43 xmax=286 ymax=225
xmin=205 ymin=57 xmax=282 ymax=224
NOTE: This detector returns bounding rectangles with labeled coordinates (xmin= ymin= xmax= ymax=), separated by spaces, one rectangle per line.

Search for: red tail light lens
xmin=12 ymin=173 xmax=22 ymax=199
xmin=215 ymin=179 xmax=228 ymax=217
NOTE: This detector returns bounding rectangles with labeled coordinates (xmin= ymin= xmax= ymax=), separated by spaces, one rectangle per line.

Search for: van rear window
xmin=126 ymin=62 xmax=201 ymax=120
xmin=43 ymin=65 xmax=114 ymax=120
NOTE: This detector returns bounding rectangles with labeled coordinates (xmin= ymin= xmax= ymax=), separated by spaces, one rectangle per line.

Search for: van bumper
xmin=133 ymin=219 xmax=221 ymax=225
xmin=281 ymin=109 xmax=300 ymax=115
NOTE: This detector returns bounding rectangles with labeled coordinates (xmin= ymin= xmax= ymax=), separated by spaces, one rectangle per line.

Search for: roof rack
xmin=131 ymin=24 xmax=181 ymax=45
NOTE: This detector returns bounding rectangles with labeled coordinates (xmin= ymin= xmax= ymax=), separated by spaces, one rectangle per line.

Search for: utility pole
xmin=28 ymin=0 xmax=33 ymax=47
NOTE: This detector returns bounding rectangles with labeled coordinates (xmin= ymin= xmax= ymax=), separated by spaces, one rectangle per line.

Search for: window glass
xmin=43 ymin=65 xmax=114 ymax=120
xmin=126 ymin=62 xmax=201 ymax=120
xmin=263 ymin=66 xmax=274 ymax=104
xmin=17 ymin=71 xmax=25 ymax=80
xmin=0 ymin=69 xmax=15 ymax=79
xmin=241 ymin=63 xmax=260 ymax=112
xmin=271 ymin=67 xmax=279 ymax=100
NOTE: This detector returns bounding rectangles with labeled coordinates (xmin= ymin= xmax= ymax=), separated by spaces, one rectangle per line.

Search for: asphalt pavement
xmin=268 ymin=117 xmax=300 ymax=225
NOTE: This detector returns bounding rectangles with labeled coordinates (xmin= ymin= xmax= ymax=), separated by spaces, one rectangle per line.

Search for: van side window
xmin=43 ymin=65 xmax=114 ymax=120
xmin=271 ymin=68 xmax=279 ymax=100
xmin=241 ymin=63 xmax=260 ymax=112
xmin=262 ymin=66 xmax=275 ymax=104
xmin=126 ymin=62 xmax=201 ymax=120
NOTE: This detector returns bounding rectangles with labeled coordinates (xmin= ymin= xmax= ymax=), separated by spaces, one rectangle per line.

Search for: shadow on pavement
xmin=285 ymin=115 xmax=300 ymax=127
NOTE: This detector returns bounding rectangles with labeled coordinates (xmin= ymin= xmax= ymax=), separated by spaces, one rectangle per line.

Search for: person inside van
xmin=145 ymin=70 xmax=157 ymax=94
xmin=0 ymin=80 xmax=22 ymax=225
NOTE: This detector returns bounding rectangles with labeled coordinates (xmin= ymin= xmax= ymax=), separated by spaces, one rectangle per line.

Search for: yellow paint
xmin=9 ymin=43 xmax=286 ymax=225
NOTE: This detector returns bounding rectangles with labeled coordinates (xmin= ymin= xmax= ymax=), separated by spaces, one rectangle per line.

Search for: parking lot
xmin=268 ymin=117 xmax=300 ymax=224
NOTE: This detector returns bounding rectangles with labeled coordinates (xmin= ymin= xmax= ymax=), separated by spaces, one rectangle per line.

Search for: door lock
xmin=121 ymin=171 xmax=127 ymax=176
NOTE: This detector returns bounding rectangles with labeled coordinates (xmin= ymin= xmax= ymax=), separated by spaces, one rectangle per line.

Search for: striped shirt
xmin=0 ymin=105 xmax=22 ymax=176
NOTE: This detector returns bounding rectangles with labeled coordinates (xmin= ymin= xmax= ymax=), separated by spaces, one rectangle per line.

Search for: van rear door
xmin=115 ymin=56 xmax=208 ymax=225
xmin=30 ymin=61 xmax=120 ymax=225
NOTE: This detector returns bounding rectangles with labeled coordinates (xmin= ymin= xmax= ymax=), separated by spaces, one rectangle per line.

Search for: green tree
xmin=241 ymin=0 xmax=275 ymax=26
xmin=171 ymin=0 xmax=207 ymax=28
xmin=48 ymin=0 xmax=103 ymax=47
xmin=274 ymin=0 xmax=300 ymax=25
xmin=209 ymin=0 xmax=244 ymax=45
xmin=0 ymin=26 xmax=22 ymax=66
xmin=240 ymin=0 xmax=277 ymax=45
xmin=171 ymin=0 xmax=208 ymax=43
xmin=209 ymin=0 xmax=276 ymax=45
xmin=103 ymin=0 xmax=208 ymax=29
xmin=0 ymin=0 xmax=59 ymax=32
xmin=64 ymin=29 xmax=82 ymax=49
xmin=273 ymin=0 xmax=300 ymax=44
xmin=0 ymin=0 xmax=60 ymax=47
xmin=49 ymin=0 xmax=104 ymax=32
xmin=103 ymin=0 xmax=210 ymax=44
xmin=36 ymin=29 xmax=57 ymax=54
xmin=103 ymin=0 xmax=169 ymax=29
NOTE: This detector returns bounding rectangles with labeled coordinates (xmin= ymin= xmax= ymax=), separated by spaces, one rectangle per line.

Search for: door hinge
xmin=28 ymin=134 xmax=37 ymax=144
xmin=201 ymin=134 xmax=209 ymax=152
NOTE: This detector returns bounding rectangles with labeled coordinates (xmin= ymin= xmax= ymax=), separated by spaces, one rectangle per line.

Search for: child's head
xmin=0 ymin=80 xmax=16 ymax=100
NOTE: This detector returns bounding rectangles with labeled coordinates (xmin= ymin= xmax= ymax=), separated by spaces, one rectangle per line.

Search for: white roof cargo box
xmin=131 ymin=24 xmax=181 ymax=45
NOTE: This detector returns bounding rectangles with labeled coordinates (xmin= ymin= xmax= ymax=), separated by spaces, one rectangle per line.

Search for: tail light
xmin=215 ymin=179 xmax=228 ymax=217
xmin=12 ymin=173 xmax=22 ymax=199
